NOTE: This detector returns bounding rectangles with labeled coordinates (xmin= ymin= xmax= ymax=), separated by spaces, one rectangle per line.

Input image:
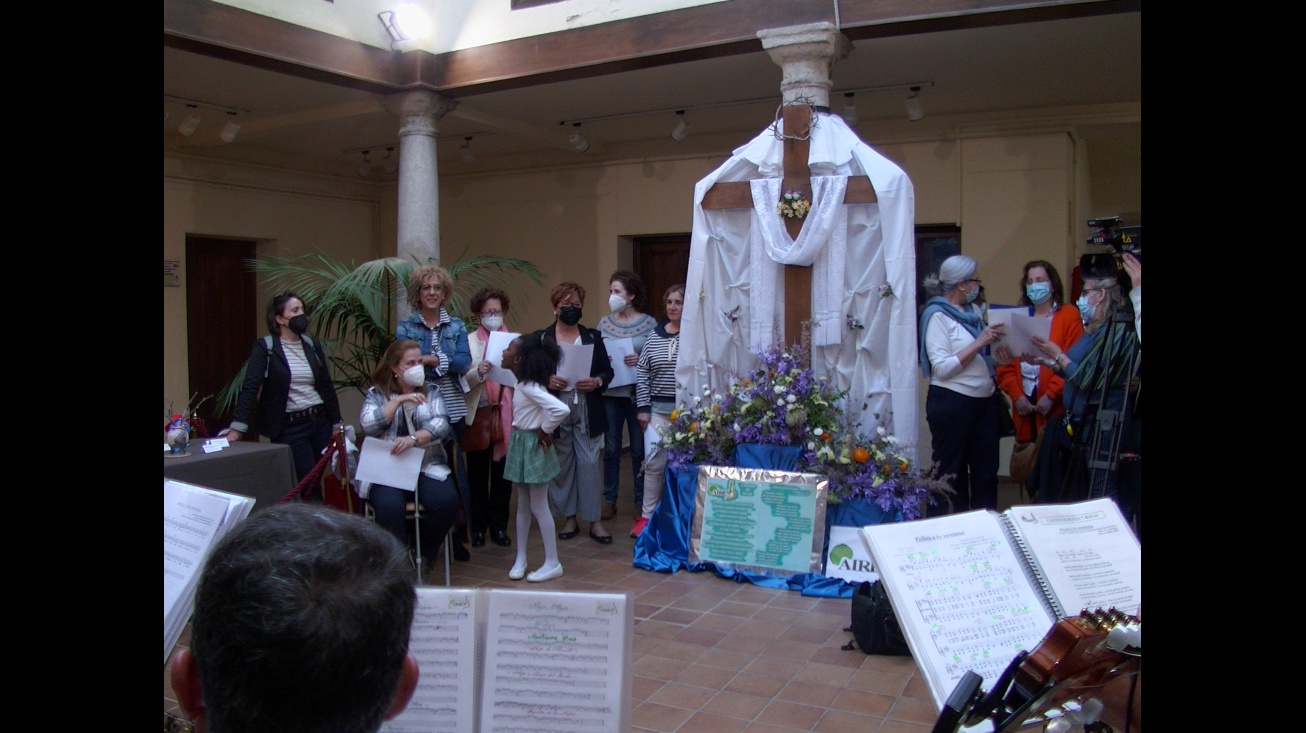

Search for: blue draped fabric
xmin=632 ymin=444 xmax=904 ymax=598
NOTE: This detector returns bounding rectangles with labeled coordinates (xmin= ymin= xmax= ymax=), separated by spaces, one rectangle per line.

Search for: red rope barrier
xmin=278 ymin=431 xmax=348 ymax=504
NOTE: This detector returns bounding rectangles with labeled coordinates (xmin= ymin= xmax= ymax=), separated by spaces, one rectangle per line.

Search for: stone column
xmin=756 ymin=22 xmax=851 ymax=108
xmin=385 ymin=90 xmax=457 ymax=310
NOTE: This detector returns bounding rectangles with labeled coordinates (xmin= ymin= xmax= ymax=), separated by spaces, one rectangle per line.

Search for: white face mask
xmin=480 ymin=316 xmax=503 ymax=331
xmin=402 ymin=364 xmax=425 ymax=387
xmin=608 ymin=294 xmax=628 ymax=313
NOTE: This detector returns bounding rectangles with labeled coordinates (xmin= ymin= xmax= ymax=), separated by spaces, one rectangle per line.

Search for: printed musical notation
xmin=861 ymin=512 xmax=1057 ymax=713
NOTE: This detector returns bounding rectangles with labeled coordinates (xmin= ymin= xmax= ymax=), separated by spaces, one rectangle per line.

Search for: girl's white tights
xmin=511 ymin=482 xmax=559 ymax=575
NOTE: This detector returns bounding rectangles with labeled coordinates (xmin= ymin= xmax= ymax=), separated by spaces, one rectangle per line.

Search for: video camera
xmin=1080 ymin=216 xmax=1141 ymax=285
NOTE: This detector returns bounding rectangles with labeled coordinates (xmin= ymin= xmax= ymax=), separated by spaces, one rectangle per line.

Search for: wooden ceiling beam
xmin=165 ymin=0 xmax=1140 ymax=99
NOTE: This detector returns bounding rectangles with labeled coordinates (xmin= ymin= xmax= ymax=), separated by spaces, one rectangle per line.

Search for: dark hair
xmin=190 ymin=504 xmax=416 ymax=733
xmin=609 ymin=270 xmax=647 ymax=312
xmin=371 ymin=339 xmax=422 ymax=394
xmin=1016 ymin=260 xmax=1067 ymax=307
xmin=470 ymin=287 xmax=511 ymax=318
xmin=265 ymin=292 xmax=303 ymax=336
xmin=550 ymin=281 xmax=585 ymax=308
xmin=512 ymin=331 xmax=561 ymax=387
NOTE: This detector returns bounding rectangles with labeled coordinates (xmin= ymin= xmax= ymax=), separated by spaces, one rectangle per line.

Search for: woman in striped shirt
xmin=632 ymin=283 xmax=685 ymax=537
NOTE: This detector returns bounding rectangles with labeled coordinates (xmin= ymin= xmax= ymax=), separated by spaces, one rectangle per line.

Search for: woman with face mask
xmin=224 ymin=291 xmax=343 ymax=494
xmin=994 ymin=261 xmax=1084 ymax=496
xmin=358 ymin=339 xmax=460 ymax=578
xmin=918 ymin=255 xmax=1007 ymax=514
xmin=396 ymin=264 xmax=472 ymax=561
xmin=536 ymin=282 xmax=615 ymax=544
xmin=1031 ymin=271 xmax=1140 ymax=515
xmin=596 ymin=270 xmax=658 ymax=526
xmin=462 ymin=287 xmax=517 ymax=548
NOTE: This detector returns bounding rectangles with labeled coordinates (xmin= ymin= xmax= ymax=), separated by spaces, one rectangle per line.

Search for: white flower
xmin=807 ymin=441 xmax=817 ymax=450
xmin=811 ymin=426 xmax=823 ymax=436
xmin=786 ymin=394 xmax=797 ymax=404
xmin=694 ymin=395 xmax=702 ymax=404
xmin=774 ymin=385 xmax=787 ymax=394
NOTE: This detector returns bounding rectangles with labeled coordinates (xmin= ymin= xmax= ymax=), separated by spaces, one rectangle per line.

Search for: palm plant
xmin=214 ymin=247 xmax=544 ymax=418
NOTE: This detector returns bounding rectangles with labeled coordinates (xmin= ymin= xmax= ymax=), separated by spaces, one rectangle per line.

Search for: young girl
xmin=500 ymin=332 xmax=571 ymax=582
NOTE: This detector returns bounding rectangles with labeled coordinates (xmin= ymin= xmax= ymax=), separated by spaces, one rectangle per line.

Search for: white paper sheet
xmin=355 ymin=436 xmax=424 ymax=491
xmin=484 ymin=331 xmax=521 ymax=388
xmin=382 ymin=589 xmax=480 ymax=733
xmin=556 ymin=342 xmax=594 ymax=388
xmin=479 ymin=590 xmax=629 ymax=732
xmin=604 ymin=337 xmax=637 ymax=388
xmin=987 ymin=308 xmax=1052 ymax=360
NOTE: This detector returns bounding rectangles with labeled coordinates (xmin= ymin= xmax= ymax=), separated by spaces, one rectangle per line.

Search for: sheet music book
xmin=383 ymin=587 xmax=633 ymax=733
xmin=860 ymin=498 xmax=1140 ymax=719
xmin=163 ymin=479 xmax=255 ymax=663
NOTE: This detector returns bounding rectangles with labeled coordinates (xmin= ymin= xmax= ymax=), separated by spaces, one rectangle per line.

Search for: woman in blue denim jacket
xmin=396 ymin=264 xmax=472 ymax=559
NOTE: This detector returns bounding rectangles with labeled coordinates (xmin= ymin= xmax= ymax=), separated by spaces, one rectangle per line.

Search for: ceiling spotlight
xmin=461 ymin=137 xmax=475 ymax=163
xmin=178 ymin=106 xmax=201 ymax=137
xmin=358 ymin=150 xmax=373 ymax=177
xmin=905 ymin=86 xmax=925 ymax=122
xmin=379 ymin=1 xmax=432 ymax=50
xmin=569 ymin=123 xmax=589 ymax=153
xmin=671 ymin=110 xmax=690 ymax=143
xmin=219 ymin=113 xmax=240 ymax=143
xmin=383 ymin=146 xmax=398 ymax=174
xmin=841 ymin=93 xmax=858 ymax=127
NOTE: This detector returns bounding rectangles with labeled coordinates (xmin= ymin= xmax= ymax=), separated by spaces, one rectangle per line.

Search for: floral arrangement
xmin=812 ymin=427 xmax=953 ymax=520
xmin=777 ymin=190 xmax=811 ymax=219
xmin=659 ymin=337 xmax=953 ymax=515
xmin=846 ymin=313 xmax=864 ymax=331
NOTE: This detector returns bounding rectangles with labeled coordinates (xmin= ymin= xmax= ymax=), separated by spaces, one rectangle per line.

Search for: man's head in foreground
xmin=170 ymin=504 xmax=418 ymax=733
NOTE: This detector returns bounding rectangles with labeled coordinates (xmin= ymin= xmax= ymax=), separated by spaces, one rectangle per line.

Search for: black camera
xmin=1081 ymin=216 xmax=1141 ymax=283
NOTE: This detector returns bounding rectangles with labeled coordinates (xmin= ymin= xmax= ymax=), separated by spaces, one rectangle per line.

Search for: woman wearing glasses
xmin=537 ymin=282 xmax=615 ymax=544
xmin=397 ymin=264 xmax=472 ymax=560
xmin=918 ymin=255 xmax=1006 ymax=514
xmin=462 ymin=286 xmax=516 ymax=548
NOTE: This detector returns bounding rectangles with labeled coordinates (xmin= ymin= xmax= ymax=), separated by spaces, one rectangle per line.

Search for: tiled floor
xmin=165 ymin=452 xmax=1025 ymax=732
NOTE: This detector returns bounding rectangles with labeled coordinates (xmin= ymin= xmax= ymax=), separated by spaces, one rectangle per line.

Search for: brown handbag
xmin=459 ymin=391 xmax=503 ymax=453
xmin=1009 ymin=420 xmax=1042 ymax=487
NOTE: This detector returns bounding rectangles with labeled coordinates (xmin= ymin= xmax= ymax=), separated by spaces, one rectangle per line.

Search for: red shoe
xmin=630 ymin=517 xmax=649 ymax=537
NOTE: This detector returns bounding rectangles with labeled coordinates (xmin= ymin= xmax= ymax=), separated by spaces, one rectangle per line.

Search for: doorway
xmin=185 ymin=236 xmax=258 ymax=434
xmin=633 ymin=234 xmax=690 ymax=320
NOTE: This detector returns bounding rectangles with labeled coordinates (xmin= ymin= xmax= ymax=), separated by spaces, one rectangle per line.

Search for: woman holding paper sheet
xmin=919 ymin=255 xmax=1006 ymax=515
xmin=995 ymin=261 xmax=1083 ymax=494
xmin=463 ymin=287 xmax=516 ymax=549
xmin=536 ymin=281 xmax=615 ymax=544
xmin=359 ymin=339 xmax=460 ymax=571
xmin=597 ymin=270 xmax=658 ymax=525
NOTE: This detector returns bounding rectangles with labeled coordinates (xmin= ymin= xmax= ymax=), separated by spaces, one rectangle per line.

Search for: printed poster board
xmin=687 ymin=466 xmax=827 ymax=577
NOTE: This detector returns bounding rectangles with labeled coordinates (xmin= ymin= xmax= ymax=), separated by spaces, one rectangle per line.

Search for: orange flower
xmin=739 ymin=378 xmax=751 ymax=387
xmin=690 ymin=421 xmax=699 ymax=432
xmin=670 ymin=409 xmax=680 ymax=421
xmin=852 ymin=446 xmax=871 ymax=463
xmin=821 ymin=431 xmax=833 ymax=441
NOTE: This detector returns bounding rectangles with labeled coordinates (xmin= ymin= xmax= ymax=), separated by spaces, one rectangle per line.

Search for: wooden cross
xmin=700 ymin=105 xmax=877 ymax=347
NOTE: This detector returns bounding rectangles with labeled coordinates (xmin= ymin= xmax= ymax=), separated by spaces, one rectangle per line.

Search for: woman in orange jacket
xmin=995 ymin=261 xmax=1083 ymax=447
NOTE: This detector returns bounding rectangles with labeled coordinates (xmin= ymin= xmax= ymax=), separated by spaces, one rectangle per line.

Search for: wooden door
xmin=186 ymin=237 xmax=258 ymax=433
xmin=634 ymin=234 xmax=690 ymax=321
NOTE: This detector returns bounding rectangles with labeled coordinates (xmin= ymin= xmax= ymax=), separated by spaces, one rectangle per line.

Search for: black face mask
xmin=287 ymin=314 xmax=310 ymax=335
xmin=558 ymin=305 xmax=583 ymax=326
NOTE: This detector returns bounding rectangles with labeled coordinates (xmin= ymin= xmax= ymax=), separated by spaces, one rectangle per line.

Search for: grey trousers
xmin=548 ymin=390 xmax=603 ymax=522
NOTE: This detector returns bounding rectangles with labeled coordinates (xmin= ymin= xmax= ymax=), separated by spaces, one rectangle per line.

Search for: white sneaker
xmin=526 ymin=564 xmax=563 ymax=582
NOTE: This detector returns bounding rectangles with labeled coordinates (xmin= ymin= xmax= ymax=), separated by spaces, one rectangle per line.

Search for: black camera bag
xmin=849 ymin=580 xmax=911 ymax=656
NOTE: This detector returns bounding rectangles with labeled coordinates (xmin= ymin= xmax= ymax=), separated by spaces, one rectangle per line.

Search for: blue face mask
xmin=1076 ymin=293 xmax=1096 ymax=323
xmin=1026 ymin=282 xmax=1052 ymax=305
xmin=964 ymin=284 xmax=981 ymax=304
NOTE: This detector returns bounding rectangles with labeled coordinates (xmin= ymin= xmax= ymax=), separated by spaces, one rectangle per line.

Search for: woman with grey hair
xmin=918 ymin=254 xmax=1006 ymax=514
xmin=1031 ymin=269 xmax=1140 ymax=517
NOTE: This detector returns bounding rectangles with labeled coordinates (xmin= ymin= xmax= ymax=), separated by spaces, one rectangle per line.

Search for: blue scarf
xmin=918 ymin=296 xmax=992 ymax=379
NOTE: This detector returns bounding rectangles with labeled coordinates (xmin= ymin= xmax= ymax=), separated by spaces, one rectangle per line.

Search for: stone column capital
xmin=756 ymin=22 xmax=850 ymax=108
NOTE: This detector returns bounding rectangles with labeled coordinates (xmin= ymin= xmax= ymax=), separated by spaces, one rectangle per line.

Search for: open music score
xmin=861 ymin=499 xmax=1140 ymax=730
xmin=382 ymin=588 xmax=633 ymax=733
